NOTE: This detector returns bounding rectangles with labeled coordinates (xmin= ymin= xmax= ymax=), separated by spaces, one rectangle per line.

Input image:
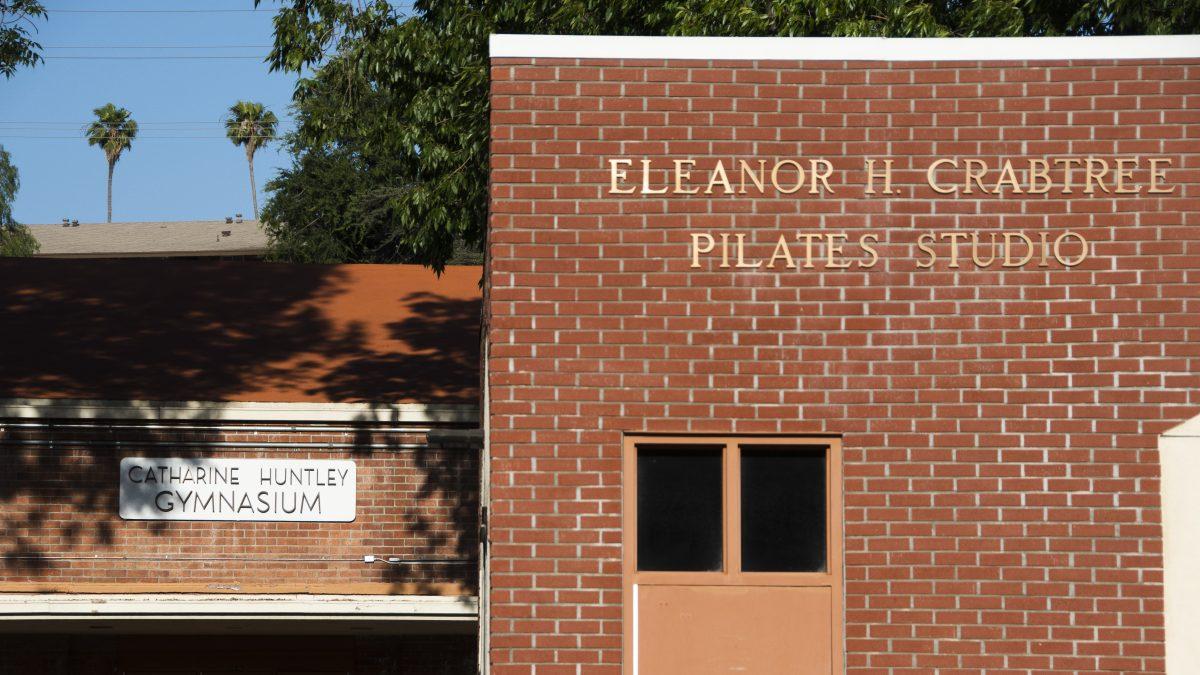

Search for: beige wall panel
xmin=637 ymin=584 xmax=831 ymax=675
xmin=1162 ymin=416 xmax=1200 ymax=674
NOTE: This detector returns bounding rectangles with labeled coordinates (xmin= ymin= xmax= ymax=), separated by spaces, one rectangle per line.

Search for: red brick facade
xmin=487 ymin=54 xmax=1200 ymax=673
xmin=0 ymin=420 xmax=479 ymax=592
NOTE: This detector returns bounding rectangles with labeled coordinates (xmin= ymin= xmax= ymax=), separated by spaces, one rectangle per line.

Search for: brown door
xmin=623 ymin=437 xmax=843 ymax=675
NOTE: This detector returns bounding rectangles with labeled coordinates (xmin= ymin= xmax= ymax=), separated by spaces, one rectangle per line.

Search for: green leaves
xmin=0 ymin=144 xmax=18 ymax=228
xmin=224 ymin=101 xmax=279 ymax=155
xmin=0 ymin=144 xmax=38 ymax=256
xmin=258 ymin=0 xmax=1200 ymax=270
xmin=0 ymin=0 xmax=47 ymax=79
xmin=259 ymin=0 xmax=490 ymax=271
xmin=0 ymin=224 xmax=38 ymax=256
xmin=85 ymin=103 xmax=138 ymax=166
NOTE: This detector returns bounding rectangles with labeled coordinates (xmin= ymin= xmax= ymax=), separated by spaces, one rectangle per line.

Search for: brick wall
xmin=0 ymin=421 xmax=479 ymax=592
xmin=487 ymin=56 xmax=1200 ymax=673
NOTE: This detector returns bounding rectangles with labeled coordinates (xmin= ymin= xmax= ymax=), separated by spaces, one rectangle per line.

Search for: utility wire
xmin=0 ymin=120 xmax=291 ymax=125
xmin=0 ymin=125 xmax=290 ymax=128
xmin=0 ymin=135 xmax=285 ymax=140
xmin=1 ymin=129 xmax=280 ymax=133
xmin=44 ymin=44 xmax=274 ymax=49
xmin=46 ymin=8 xmax=267 ymax=13
xmin=44 ymin=55 xmax=266 ymax=60
xmin=0 ymin=135 xmax=284 ymax=137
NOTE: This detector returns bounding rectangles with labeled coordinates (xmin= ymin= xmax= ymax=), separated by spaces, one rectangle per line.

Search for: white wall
xmin=1161 ymin=414 xmax=1200 ymax=673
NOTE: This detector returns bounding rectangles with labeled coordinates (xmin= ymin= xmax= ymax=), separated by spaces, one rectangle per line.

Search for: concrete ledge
xmin=0 ymin=593 xmax=478 ymax=620
xmin=490 ymin=34 xmax=1200 ymax=61
xmin=0 ymin=398 xmax=479 ymax=424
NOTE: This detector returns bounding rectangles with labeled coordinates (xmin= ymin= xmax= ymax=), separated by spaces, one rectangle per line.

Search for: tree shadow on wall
xmin=0 ymin=258 xmax=482 ymax=591
xmin=335 ymin=294 xmax=485 ymax=595
xmin=352 ymin=422 xmax=481 ymax=597
xmin=312 ymin=292 xmax=481 ymax=403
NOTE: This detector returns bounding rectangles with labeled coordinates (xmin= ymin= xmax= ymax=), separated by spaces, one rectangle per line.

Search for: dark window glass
xmin=740 ymin=446 xmax=826 ymax=572
xmin=636 ymin=446 xmax=723 ymax=572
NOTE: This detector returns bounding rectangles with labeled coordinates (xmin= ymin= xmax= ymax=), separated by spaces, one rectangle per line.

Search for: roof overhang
xmin=0 ymin=593 xmax=478 ymax=635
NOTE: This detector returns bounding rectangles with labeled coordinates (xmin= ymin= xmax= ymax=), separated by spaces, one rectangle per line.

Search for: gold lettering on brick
xmin=608 ymin=156 xmax=1174 ymax=196
xmin=706 ymin=160 xmax=734 ymax=194
xmin=689 ymin=229 xmax=1093 ymax=271
xmin=609 ymin=159 xmax=635 ymax=194
xmin=926 ymin=159 xmax=958 ymax=194
xmin=673 ymin=159 xmax=699 ymax=194
xmin=1149 ymin=158 xmax=1175 ymax=193
xmin=908 ymin=230 xmax=1089 ymax=270
xmin=1053 ymin=231 xmax=1089 ymax=267
xmin=864 ymin=159 xmax=895 ymax=195
xmin=1114 ymin=158 xmax=1139 ymax=194
xmin=770 ymin=159 xmax=805 ymax=194
xmin=1084 ymin=157 xmax=1111 ymax=194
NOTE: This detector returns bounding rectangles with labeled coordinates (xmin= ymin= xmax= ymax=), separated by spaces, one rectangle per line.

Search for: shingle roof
xmin=0 ymin=259 xmax=482 ymax=404
xmin=29 ymin=219 xmax=269 ymax=258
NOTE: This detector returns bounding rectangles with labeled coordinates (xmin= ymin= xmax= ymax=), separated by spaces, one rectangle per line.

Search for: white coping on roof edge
xmin=0 ymin=594 xmax=477 ymax=619
xmin=0 ymin=398 xmax=479 ymax=424
xmin=490 ymin=34 xmax=1200 ymax=61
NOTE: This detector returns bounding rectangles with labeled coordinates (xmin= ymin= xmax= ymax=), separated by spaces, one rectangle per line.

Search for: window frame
xmin=622 ymin=435 xmax=845 ymax=675
xmin=623 ymin=435 xmax=843 ymax=587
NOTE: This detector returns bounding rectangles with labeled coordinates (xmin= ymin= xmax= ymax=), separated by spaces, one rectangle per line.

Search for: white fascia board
xmin=490 ymin=34 xmax=1200 ymax=61
xmin=0 ymin=397 xmax=479 ymax=424
xmin=0 ymin=594 xmax=478 ymax=620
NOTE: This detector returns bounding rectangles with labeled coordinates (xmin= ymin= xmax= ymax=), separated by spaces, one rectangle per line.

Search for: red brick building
xmin=486 ymin=34 xmax=1200 ymax=674
xmin=0 ymin=260 xmax=483 ymax=673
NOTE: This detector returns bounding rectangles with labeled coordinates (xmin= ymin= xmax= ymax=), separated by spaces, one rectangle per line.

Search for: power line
xmin=46 ymin=8 xmax=267 ymax=13
xmin=43 ymin=55 xmax=266 ymax=60
xmin=0 ymin=134 xmax=287 ymax=140
xmin=0 ymin=134 xmax=285 ymax=138
xmin=0 ymin=127 xmax=294 ymax=132
xmin=0 ymin=122 xmax=282 ymax=126
xmin=44 ymin=45 xmax=273 ymax=49
xmin=0 ymin=132 xmax=290 ymax=141
xmin=0 ymin=135 xmax=288 ymax=139
xmin=0 ymin=128 xmax=291 ymax=131
xmin=0 ymin=123 xmax=293 ymax=129
xmin=0 ymin=118 xmax=291 ymax=124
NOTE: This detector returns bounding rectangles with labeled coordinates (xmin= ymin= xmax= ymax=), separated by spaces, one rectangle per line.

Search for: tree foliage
xmin=262 ymin=139 xmax=386 ymax=263
xmin=224 ymin=100 xmax=279 ymax=219
xmin=0 ymin=144 xmax=17 ymax=228
xmin=85 ymin=103 xmax=138 ymax=223
xmin=86 ymin=103 xmax=139 ymax=168
xmin=259 ymin=0 xmax=1200 ymax=270
xmin=0 ymin=0 xmax=45 ymax=79
xmin=0 ymin=145 xmax=39 ymax=257
xmin=0 ymin=224 xmax=39 ymax=257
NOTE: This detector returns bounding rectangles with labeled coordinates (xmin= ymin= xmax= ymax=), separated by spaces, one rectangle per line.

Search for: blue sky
xmin=1 ymin=1 xmax=299 ymax=224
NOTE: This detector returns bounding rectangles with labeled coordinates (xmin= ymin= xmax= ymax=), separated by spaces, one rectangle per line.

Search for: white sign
xmin=119 ymin=457 xmax=356 ymax=522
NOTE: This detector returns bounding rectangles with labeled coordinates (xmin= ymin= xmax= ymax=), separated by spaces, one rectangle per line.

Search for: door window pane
xmin=636 ymin=446 xmax=723 ymax=571
xmin=740 ymin=446 xmax=826 ymax=572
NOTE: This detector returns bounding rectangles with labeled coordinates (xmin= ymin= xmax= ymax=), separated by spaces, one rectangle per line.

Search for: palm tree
xmin=85 ymin=103 xmax=138 ymax=223
xmin=224 ymin=101 xmax=277 ymax=220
